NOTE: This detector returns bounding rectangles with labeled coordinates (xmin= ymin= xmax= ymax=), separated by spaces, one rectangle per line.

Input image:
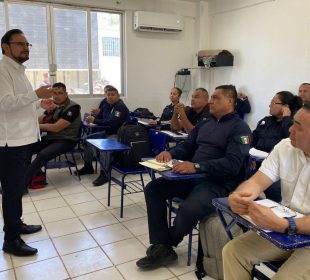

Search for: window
xmin=54 ymin=8 xmax=88 ymax=94
xmin=0 ymin=2 xmax=5 ymax=59
xmin=1 ymin=1 xmax=124 ymax=96
xmin=91 ymin=12 xmax=122 ymax=94
xmin=8 ymin=3 xmax=49 ymax=88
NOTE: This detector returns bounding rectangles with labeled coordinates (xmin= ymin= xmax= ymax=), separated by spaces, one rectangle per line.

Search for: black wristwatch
xmin=194 ymin=163 xmax=201 ymax=172
xmin=284 ymin=217 xmax=297 ymax=235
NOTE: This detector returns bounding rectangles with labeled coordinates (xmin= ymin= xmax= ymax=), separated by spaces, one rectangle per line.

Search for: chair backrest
xmin=148 ymin=129 xmax=168 ymax=156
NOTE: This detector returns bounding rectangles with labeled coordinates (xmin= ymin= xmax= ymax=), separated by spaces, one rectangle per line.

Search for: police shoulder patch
xmin=240 ymin=135 xmax=250 ymax=144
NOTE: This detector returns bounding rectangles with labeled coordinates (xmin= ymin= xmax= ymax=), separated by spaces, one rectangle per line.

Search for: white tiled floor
xmin=0 ymin=168 xmax=215 ymax=280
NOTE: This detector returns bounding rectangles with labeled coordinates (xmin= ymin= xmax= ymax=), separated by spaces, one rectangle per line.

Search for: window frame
xmin=2 ymin=0 xmax=125 ymax=97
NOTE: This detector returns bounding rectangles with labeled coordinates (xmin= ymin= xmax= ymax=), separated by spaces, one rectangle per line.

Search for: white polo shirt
xmin=0 ymin=55 xmax=40 ymax=147
xmin=260 ymin=138 xmax=310 ymax=214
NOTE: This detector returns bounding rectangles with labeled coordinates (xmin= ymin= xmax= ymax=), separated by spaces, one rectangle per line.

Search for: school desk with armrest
xmin=212 ymin=197 xmax=310 ymax=279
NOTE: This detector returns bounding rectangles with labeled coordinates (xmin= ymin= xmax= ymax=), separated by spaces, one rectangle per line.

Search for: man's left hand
xmin=248 ymin=202 xmax=288 ymax=232
xmin=86 ymin=116 xmax=95 ymax=124
xmin=172 ymin=161 xmax=196 ymax=174
xmin=40 ymin=99 xmax=58 ymax=110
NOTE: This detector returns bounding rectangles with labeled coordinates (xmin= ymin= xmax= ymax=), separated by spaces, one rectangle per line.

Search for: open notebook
xmin=242 ymin=199 xmax=304 ymax=232
xmin=140 ymin=159 xmax=181 ymax=171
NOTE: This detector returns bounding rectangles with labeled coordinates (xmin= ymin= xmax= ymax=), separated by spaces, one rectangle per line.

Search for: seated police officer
xmin=75 ymin=86 xmax=130 ymax=186
xmin=90 ymin=84 xmax=113 ymax=117
xmin=170 ymin=88 xmax=210 ymax=133
xmin=136 ymin=85 xmax=251 ymax=269
xmin=148 ymin=87 xmax=182 ymax=125
xmin=25 ymin=82 xmax=81 ymax=186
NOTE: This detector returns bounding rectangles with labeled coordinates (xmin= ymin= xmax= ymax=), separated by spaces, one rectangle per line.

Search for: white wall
xmin=199 ymin=0 xmax=310 ymax=128
xmin=49 ymin=0 xmax=199 ymax=116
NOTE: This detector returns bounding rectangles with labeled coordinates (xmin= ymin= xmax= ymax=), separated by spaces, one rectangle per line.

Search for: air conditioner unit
xmin=134 ymin=11 xmax=184 ymax=33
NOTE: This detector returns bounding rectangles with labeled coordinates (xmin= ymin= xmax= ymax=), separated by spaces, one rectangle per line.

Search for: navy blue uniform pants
xmin=0 ymin=145 xmax=29 ymax=241
xmin=144 ymin=177 xmax=231 ymax=247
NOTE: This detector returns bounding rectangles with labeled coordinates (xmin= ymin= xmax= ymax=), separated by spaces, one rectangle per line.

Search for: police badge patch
xmin=115 ymin=111 xmax=121 ymax=117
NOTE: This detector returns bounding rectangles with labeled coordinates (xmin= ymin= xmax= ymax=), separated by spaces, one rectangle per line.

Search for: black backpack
xmin=115 ymin=121 xmax=151 ymax=168
xmin=133 ymin=107 xmax=156 ymax=119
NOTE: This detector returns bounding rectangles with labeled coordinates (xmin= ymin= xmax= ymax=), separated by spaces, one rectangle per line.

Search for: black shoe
xmin=136 ymin=244 xmax=178 ymax=269
xmin=3 ymin=238 xmax=38 ymax=256
xmin=92 ymin=173 xmax=108 ymax=186
xmin=74 ymin=165 xmax=94 ymax=176
xmin=19 ymin=223 xmax=42 ymax=234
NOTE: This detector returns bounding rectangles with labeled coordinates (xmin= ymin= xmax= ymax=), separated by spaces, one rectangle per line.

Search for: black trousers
xmin=0 ymin=145 xmax=29 ymax=241
xmin=25 ymin=138 xmax=77 ymax=185
xmin=144 ymin=177 xmax=231 ymax=247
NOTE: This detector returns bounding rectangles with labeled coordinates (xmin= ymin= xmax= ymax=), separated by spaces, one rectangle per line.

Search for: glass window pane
xmin=54 ymin=8 xmax=88 ymax=95
xmin=0 ymin=2 xmax=5 ymax=60
xmin=8 ymin=3 xmax=49 ymax=88
xmin=91 ymin=12 xmax=122 ymax=95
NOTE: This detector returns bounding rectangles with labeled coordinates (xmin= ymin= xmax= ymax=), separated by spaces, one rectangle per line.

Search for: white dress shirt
xmin=0 ymin=55 xmax=40 ymax=147
xmin=260 ymin=138 xmax=310 ymax=214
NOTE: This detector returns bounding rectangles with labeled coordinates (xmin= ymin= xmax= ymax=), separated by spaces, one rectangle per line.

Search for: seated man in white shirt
xmin=223 ymin=103 xmax=310 ymax=280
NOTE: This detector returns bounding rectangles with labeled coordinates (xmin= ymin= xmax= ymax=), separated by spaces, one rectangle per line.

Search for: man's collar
xmin=212 ymin=111 xmax=237 ymax=122
xmin=3 ymin=55 xmax=26 ymax=70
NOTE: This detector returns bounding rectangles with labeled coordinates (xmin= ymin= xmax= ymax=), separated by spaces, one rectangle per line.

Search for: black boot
xmin=92 ymin=171 xmax=108 ymax=186
xmin=74 ymin=163 xmax=94 ymax=176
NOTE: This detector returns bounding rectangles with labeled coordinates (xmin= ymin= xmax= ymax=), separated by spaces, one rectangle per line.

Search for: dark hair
xmin=52 ymin=82 xmax=66 ymax=92
xmin=195 ymin=87 xmax=209 ymax=98
xmin=301 ymin=83 xmax=310 ymax=86
xmin=104 ymin=84 xmax=114 ymax=92
xmin=276 ymin=91 xmax=303 ymax=115
xmin=1 ymin=29 xmax=24 ymax=54
xmin=173 ymin=87 xmax=182 ymax=97
xmin=215 ymin=85 xmax=237 ymax=106
xmin=106 ymin=86 xmax=119 ymax=95
xmin=303 ymin=101 xmax=310 ymax=112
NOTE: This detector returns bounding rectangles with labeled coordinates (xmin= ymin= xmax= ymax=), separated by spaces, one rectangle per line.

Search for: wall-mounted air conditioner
xmin=133 ymin=11 xmax=184 ymax=33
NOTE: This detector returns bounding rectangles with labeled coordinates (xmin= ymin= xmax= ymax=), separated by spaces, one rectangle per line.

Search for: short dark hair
xmin=303 ymin=101 xmax=310 ymax=112
xmin=104 ymin=84 xmax=114 ymax=92
xmin=52 ymin=82 xmax=66 ymax=92
xmin=106 ymin=86 xmax=119 ymax=95
xmin=173 ymin=87 xmax=182 ymax=97
xmin=1 ymin=29 xmax=24 ymax=54
xmin=215 ymin=85 xmax=237 ymax=105
xmin=301 ymin=83 xmax=310 ymax=86
xmin=276 ymin=91 xmax=303 ymax=115
xmin=195 ymin=87 xmax=209 ymax=98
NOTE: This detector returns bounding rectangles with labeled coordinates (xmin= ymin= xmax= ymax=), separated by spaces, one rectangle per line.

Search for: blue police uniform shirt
xmin=185 ymin=105 xmax=211 ymax=126
xmin=252 ymin=115 xmax=293 ymax=153
xmin=159 ymin=103 xmax=177 ymax=121
xmin=169 ymin=112 xmax=252 ymax=190
xmin=236 ymin=98 xmax=251 ymax=119
xmin=94 ymin=99 xmax=130 ymax=135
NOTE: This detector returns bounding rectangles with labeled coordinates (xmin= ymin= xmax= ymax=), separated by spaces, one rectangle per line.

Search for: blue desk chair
xmin=44 ymin=122 xmax=85 ymax=182
xmin=168 ymin=197 xmax=198 ymax=266
xmin=108 ymin=165 xmax=148 ymax=218
xmin=160 ymin=171 xmax=207 ymax=267
xmin=107 ymin=128 xmax=168 ymax=218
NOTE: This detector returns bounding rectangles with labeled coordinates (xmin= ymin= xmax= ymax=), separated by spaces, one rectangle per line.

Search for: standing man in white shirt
xmin=0 ymin=29 xmax=55 ymax=256
xmin=223 ymin=103 xmax=310 ymax=280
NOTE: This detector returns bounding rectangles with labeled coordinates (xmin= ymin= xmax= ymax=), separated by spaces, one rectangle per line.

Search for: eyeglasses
xmin=270 ymin=101 xmax=283 ymax=105
xmin=8 ymin=42 xmax=32 ymax=48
